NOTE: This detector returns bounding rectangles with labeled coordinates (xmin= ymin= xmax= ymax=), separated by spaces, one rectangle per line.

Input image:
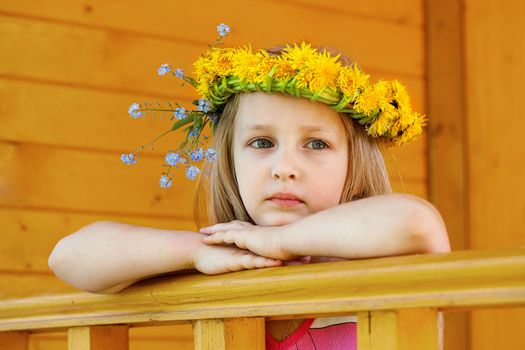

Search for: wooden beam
xmin=68 ymin=326 xmax=128 ymax=350
xmin=425 ymin=0 xmax=469 ymax=349
xmin=358 ymin=309 xmax=439 ymax=350
xmin=0 ymin=331 xmax=29 ymax=350
xmin=1 ymin=248 xmax=524 ymax=332
xmin=193 ymin=318 xmax=264 ymax=350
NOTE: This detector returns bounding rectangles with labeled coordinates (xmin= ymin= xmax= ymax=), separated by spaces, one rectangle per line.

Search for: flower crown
xmin=121 ymin=23 xmax=425 ymax=188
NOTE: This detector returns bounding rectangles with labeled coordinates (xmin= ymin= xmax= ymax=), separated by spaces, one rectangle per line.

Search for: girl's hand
xmin=193 ymin=242 xmax=282 ymax=275
xmin=200 ymin=220 xmax=306 ymax=262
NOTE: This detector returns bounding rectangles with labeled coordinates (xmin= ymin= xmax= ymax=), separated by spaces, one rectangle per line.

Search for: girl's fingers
xmin=259 ymin=257 xmax=282 ymax=267
xmin=202 ymin=232 xmax=227 ymax=244
xmin=199 ymin=226 xmax=216 ymax=234
xmin=236 ymin=253 xmax=281 ymax=270
xmin=202 ymin=234 xmax=217 ymax=243
xmin=203 ymin=231 xmax=242 ymax=247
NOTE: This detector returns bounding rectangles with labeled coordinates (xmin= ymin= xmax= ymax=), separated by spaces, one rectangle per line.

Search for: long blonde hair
xmin=194 ymin=45 xmax=392 ymax=227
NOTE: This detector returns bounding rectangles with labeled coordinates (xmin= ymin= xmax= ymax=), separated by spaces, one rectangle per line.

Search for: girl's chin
xmin=255 ymin=213 xmax=305 ymax=227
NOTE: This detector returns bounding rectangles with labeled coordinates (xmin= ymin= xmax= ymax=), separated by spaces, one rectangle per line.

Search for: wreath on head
xmin=122 ymin=23 xmax=425 ymax=188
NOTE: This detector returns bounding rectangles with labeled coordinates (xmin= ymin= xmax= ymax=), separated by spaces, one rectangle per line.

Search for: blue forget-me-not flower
xmin=190 ymin=148 xmax=204 ymax=162
xmin=165 ymin=152 xmax=183 ymax=166
xmin=124 ymin=24 xmax=230 ymax=188
xmin=217 ymin=23 xmax=230 ymax=37
xmin=159 ymin=175 xmax=173 ymax=188
xmin=186 ymin=165 xmax=200 ymax=180
xmin=121 ymin=153 xmax=137 ymax=165
xmin=158 ymin=64 xmax=171 ymax=76
xmin=205 ymin=148 xmax=216 ymax=161
xmin=128 ymin=103 xmax=144 ymax=119
xmin=197 ymin=98 xmax=211 ymax=113
xmin=174 ymin=68 xmax=184 ymax=79
xmin=174 ymin=107 xmax=186 ymax=120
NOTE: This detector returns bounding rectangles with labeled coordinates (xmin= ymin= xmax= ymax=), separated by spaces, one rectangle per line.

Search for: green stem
xmin=141 ymin=108 xmax=176 ymax=112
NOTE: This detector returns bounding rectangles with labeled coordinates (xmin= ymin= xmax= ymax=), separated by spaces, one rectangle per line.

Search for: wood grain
xmin=0 ymin=0 xmax=430 ymax=349
xmin=0 ymin=1 xmax=424 ymax=76
xmin=0 ymin=331 xmax=29 ymax=350
xmin=464 ymin=0 xmax=525 ymax=349
xmin=0 ymin=208 xmax=197 ymax=272
xmin=425 ymin=0 xmax=468 ymax=348
xmin=0 ymin=248 xmax=523 ymax=332
xmin=0 ymin=141 xmax=197 ymax=218
xmin=68 ymin=326 xmax=128 ymax=350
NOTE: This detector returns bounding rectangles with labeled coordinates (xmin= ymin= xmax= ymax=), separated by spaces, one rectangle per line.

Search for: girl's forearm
xmin=282 ymin=194 xmax=450 ymax=259
xmin=48 ymin=221 xmax=203 ymax=293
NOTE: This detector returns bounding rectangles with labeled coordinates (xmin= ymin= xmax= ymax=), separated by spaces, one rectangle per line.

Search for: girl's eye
xmin=250 ymin=138 xmax=274 ymax=149
xmin=307 ymin=139 xmax=328 ymax=150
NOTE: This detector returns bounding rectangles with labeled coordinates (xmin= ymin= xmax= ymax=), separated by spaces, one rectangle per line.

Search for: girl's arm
xmin=282 ymin=193 xmax=450 ymax=259
xmin=201 ymin=194 xmax=450 ymax=260
xmin=48 ymin=221 xmax=202 ymax=293
xmin=49 ymin=221 xmax=282 ymax=294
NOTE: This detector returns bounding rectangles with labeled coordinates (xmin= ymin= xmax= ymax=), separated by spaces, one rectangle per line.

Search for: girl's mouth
xmin=269 ymin=198 xmax=305 ymax=207
xmin=267 ymin=192 xmax=305 ymax=207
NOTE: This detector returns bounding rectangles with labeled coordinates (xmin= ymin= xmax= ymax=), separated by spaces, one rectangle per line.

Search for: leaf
xmin=171 ymin=113 xmax=195 ymax=131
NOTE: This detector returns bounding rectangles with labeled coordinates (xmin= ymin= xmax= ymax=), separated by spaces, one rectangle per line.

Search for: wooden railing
xmin=1 ymin=247 xmax=524 ymax=349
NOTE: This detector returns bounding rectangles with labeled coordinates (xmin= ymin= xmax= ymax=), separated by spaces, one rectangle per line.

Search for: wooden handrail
xmin=1 ymin=247 xmax=524 ymax=333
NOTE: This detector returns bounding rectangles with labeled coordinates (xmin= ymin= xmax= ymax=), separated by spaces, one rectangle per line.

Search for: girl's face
xmin=233 ymin=92 xmax=349 ymax=226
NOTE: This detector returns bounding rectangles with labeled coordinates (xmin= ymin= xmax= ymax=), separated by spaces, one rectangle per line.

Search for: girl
xmin=49 ymin=31 xmax=450 ymax=349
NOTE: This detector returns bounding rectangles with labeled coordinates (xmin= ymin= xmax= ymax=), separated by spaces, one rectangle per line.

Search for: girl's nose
xmin=270 ymin=148 xmax=300 ymax=180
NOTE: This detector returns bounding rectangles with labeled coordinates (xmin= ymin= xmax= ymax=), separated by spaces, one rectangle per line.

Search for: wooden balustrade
xmin=1 ymin=247 xmax=524 ymax=349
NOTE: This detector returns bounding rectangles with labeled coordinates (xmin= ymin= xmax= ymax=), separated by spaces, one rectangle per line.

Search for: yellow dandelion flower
xmin=353 ymin=86 xmax=377 ymax=115
xmin=368 ymin=105 xmax=397 ymax=137
xmin=395 ymin=117 xmax=424 ymax=145
xmin=391 ymin=111 xmax=425 ymax=144
xmin=194 ymin=48 xmax=232 ymax=98
xmin=391 ymin=80 xmax=411 ymax=112
xmin=193 ymin=53 xmax=212 ymax=79
xmin=282 ymin=42 xmax=318 ymax=70
xmin=337 ymin=65 xmax=370 ymax=97
xmin=194 ymin=54 xmax=215 ymax=98
xmin=305 ymin=50 xmax=342 ymax=93
xmin=273 ymin=56 xmax=296 ymax=80
xmin=231 ymin=45 xmax=266 ymax=83
xmin=209 ymin=47 xmax=235 ymax=77
xmin=295 ymin=68 xmax=313 ymax=89
xmin=374 ymin=80 xmax=394 ymax=108
xmin=353 ymin=81 xmax=391 ymax=115
xmin=398 ymin=110 xmax=416 ymax=129
xmin=196 ymin=76 xmax=212 ymax=97
xmin=253 ymin=51 xmax=275 ymax=84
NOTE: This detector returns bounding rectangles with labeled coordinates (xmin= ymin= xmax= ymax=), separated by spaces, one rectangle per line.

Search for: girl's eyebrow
xmin=240 ymin=123 xmax=332 ymax=134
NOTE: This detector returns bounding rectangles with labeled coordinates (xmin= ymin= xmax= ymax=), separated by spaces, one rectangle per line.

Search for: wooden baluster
xmin=193 ymin=317 xmax=265 ymax=350
xmin=357 ymin=308 xmax=439 ymax=350
xmin=68 ymin=325 xmax=128 ymax=350
xmin=0 ymin=331 xmax=29 ymax=350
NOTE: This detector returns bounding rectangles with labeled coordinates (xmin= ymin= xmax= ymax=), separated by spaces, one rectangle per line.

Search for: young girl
xmin=48 ymin=27 xmax=450 ymax=349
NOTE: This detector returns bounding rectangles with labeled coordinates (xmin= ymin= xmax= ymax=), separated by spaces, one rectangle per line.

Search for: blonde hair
xmin=194 ymin=45 xmax=392 ymax=227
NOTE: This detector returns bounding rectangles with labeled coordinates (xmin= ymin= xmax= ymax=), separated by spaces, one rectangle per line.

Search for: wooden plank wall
xmin=464 ymin=0 xmax=525 ymax=349
xmin=0 ymin=0 xmax=427 ymax=349
xmin=427 ymin=0 xmax=525 ymax=349
xmin=426 ymin=0 xmax=468 ymax=349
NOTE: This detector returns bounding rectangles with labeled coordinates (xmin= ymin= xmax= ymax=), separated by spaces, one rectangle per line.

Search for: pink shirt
xmin=265 ymin=316 xmax=357 ymax=350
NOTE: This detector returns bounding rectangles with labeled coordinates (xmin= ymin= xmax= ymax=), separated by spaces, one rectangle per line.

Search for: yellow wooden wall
xmin=463 ymin=0 xmax=525 ymax=348
xmin=6 ymin=0 xmax=522 ymax=349
xmin=426 ymin=0 xmax=525 ymax=349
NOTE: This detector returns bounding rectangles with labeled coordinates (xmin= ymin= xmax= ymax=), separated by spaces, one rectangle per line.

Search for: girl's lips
xmin=269 ymin=198 xmax=305 ymax=207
